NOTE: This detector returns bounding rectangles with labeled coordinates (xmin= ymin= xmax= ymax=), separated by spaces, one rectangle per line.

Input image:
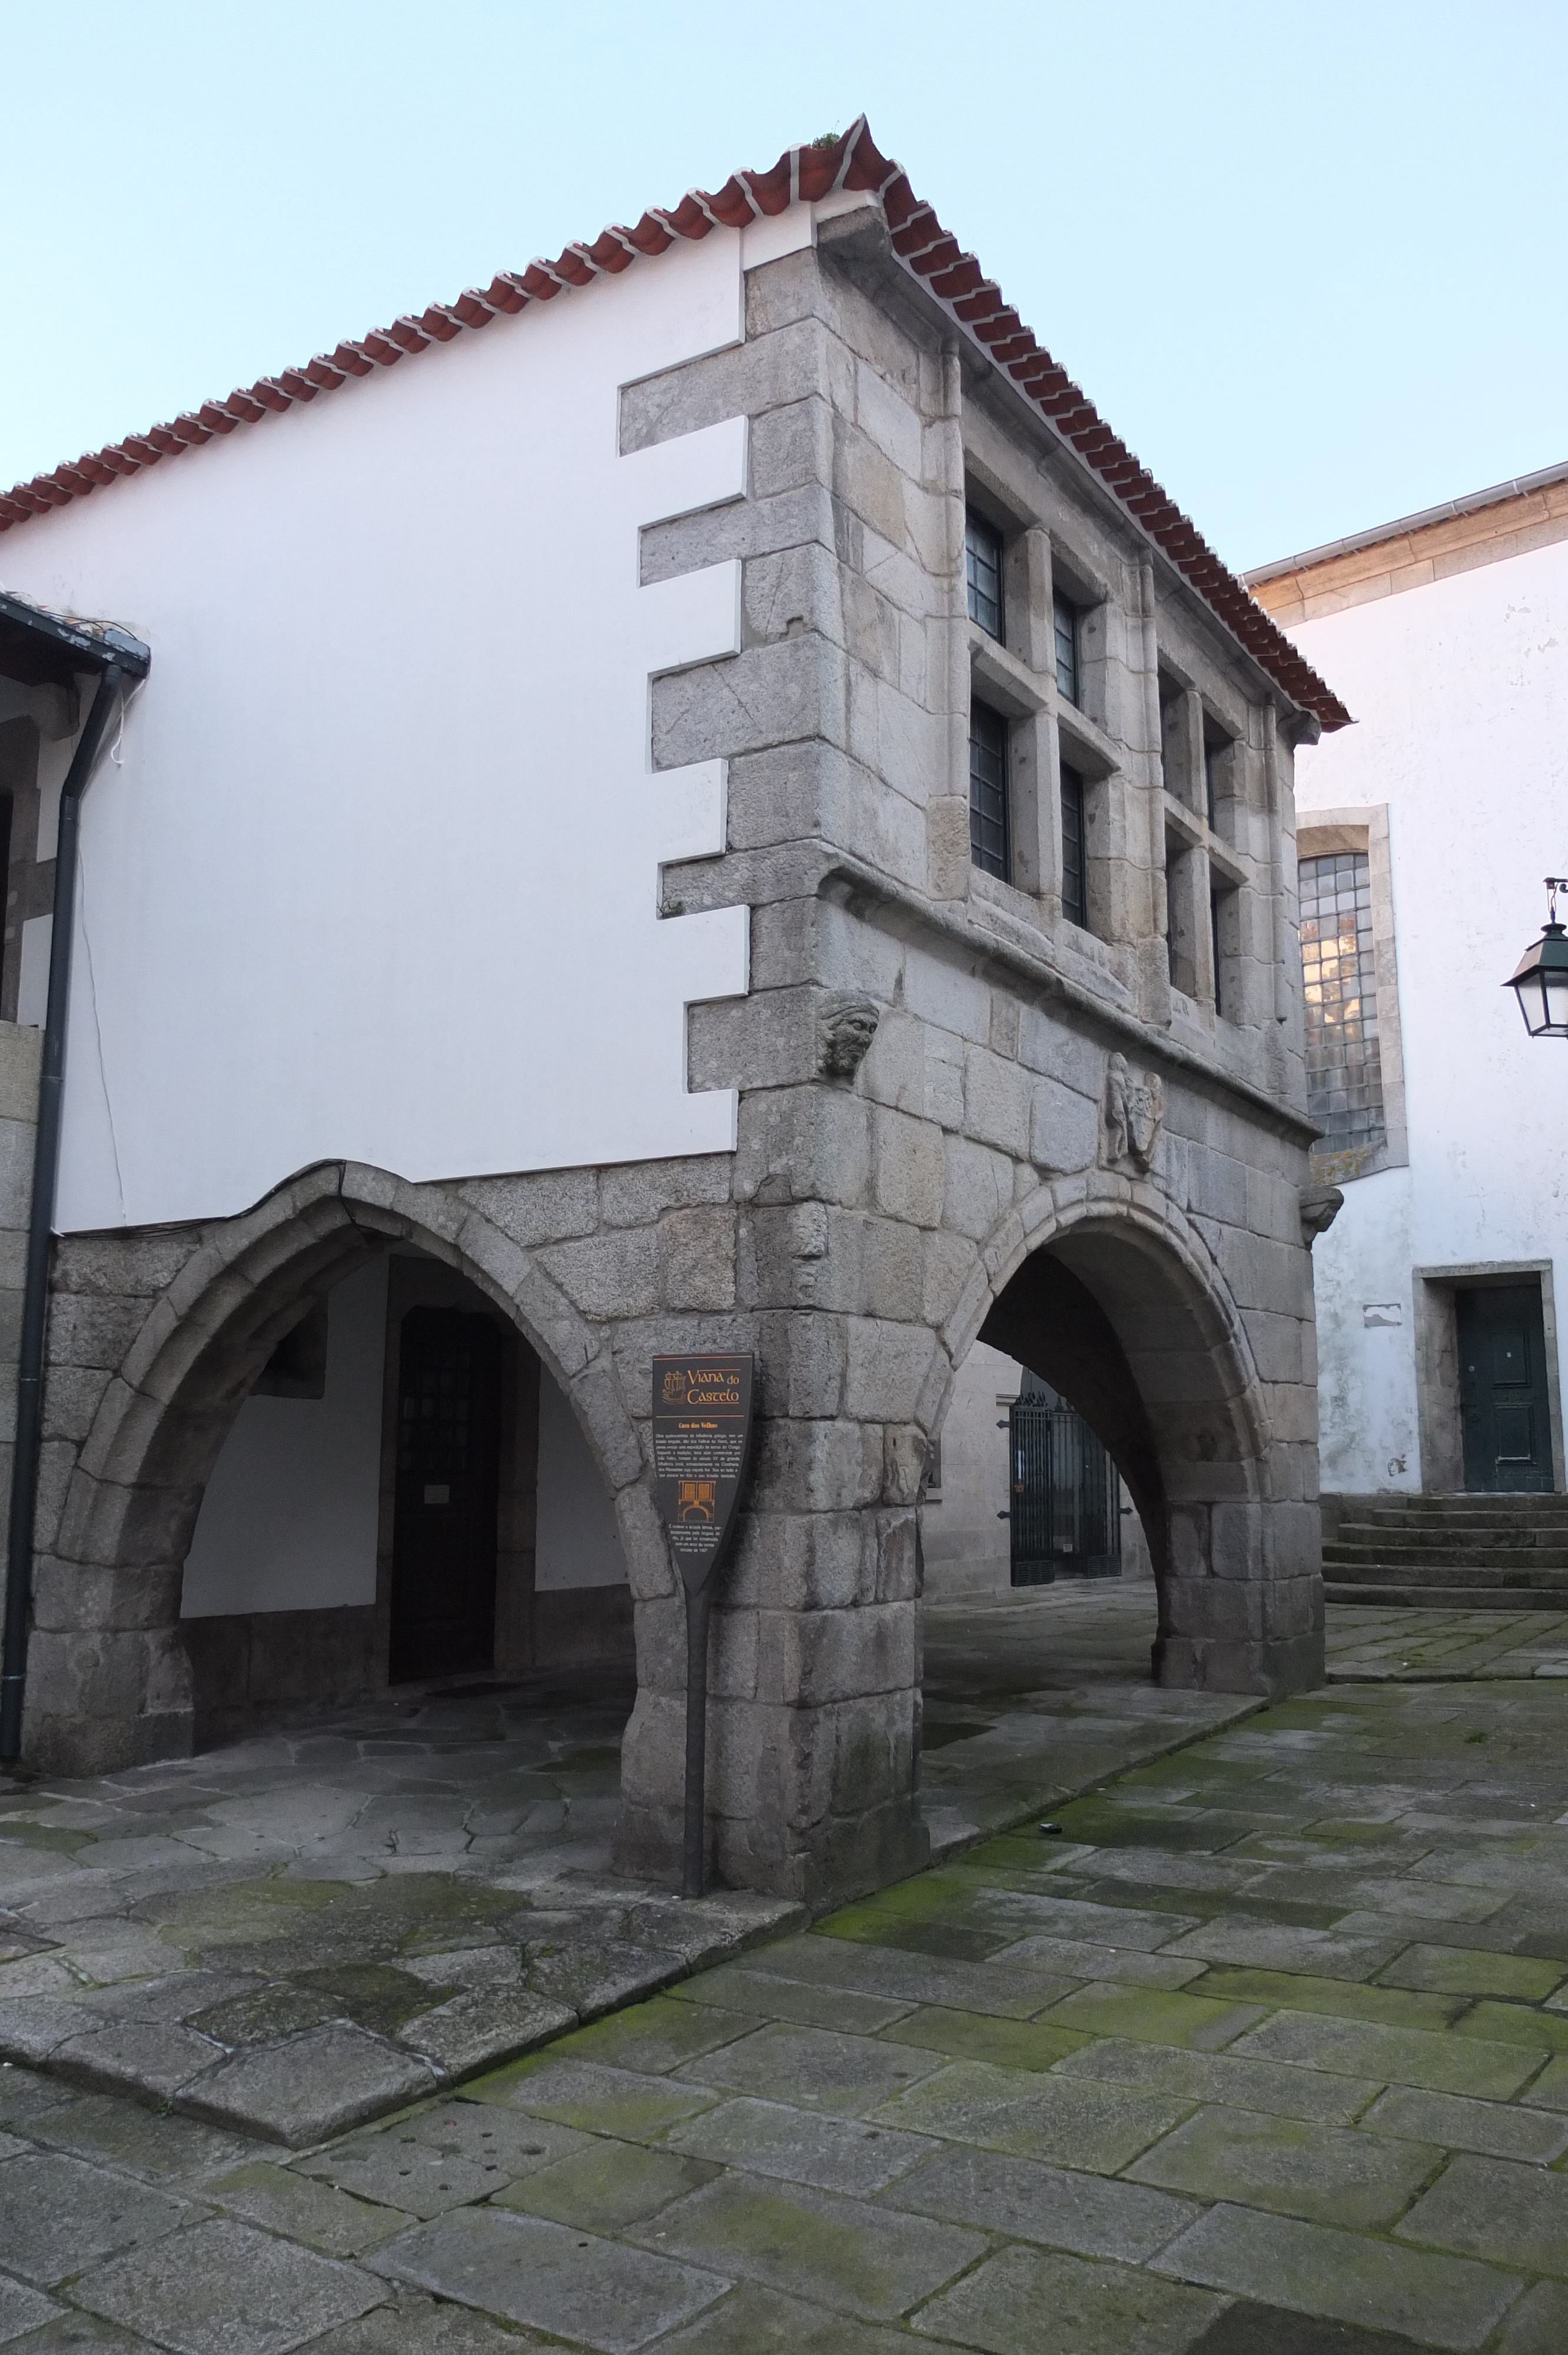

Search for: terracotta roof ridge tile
xmin=0 ymin=114 xmax=1346 ymax=728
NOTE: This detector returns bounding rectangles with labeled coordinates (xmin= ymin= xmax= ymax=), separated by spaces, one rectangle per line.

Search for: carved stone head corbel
xmin=818 ymin=992 xmax=880 ymax=1080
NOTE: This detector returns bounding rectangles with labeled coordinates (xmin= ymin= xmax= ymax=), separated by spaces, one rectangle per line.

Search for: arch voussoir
xmin=929 ymin=1169 xmax=1315 ymax=1701
xmin=25 ymin=1159 xmax=660 ymax=1775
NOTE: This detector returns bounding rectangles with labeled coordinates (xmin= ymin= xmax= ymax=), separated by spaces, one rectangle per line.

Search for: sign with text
xmin=652 ymin=1354 xmax=755 ymax=1594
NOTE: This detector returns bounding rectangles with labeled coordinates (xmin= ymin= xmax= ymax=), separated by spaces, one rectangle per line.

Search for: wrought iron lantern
xmin=1505 ymin=878 xmax=1568 ymax=1040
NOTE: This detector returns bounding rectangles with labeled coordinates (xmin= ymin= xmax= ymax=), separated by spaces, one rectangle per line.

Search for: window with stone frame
xmin=1298 ymin=848 xmax=1384 ymax=1153
xmin=1210 ymin=878 xmax=1240 ymax=1019
xmin=969 ymin=698 xmax=1010 ymax=880
xmin=1202 ymin=723 xmax=1231 ymax=830
xmin=1053 ymin=592 xmax=1080 ymax=705
xmin=965 ymin=511 xmax=1004 ymax=639
xmin=1059 ymin=759 xmax=1087 ymax=928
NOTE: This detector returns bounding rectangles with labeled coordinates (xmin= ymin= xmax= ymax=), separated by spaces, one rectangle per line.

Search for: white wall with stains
xmin=1288 ymin=532 xmax=1568 ymax=1492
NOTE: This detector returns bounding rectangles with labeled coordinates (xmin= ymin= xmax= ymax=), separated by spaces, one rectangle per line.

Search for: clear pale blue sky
xmin=2 ymin=0 xmax=1563 ymax=573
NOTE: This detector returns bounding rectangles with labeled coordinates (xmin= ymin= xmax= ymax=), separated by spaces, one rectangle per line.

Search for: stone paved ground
xmin=0 ymin=1666 xmax=800 ymax=2145
xmin=0 ymin=1586 xmax=1253 ymax=2141
xmin=1328 ymin=1606 xmax=1568 ymax=1683
xmin=4 ymin=1648 xmax=1568 ymax=2350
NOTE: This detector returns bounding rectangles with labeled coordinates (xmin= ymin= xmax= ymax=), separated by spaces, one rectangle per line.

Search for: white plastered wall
xmin=181 ymin=1257 xmax=389 ymax=1616
xmin=0 ymin=220 xmax=798 ymax=1230
xmin=534 ymin=1372 xmax=629 ymax=1592
xmin=1289 ymin=535 xmax=1568 ymax=1492
xmin=920 ymin=1340 xmax=1018 ymax=1599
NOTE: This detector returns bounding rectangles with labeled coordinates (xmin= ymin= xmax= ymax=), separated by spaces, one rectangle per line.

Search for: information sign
xmin=650 ymin=1352 xmax=755 ymax=1898
xmin=652 ymin=1354 xmax=755 ymax=1591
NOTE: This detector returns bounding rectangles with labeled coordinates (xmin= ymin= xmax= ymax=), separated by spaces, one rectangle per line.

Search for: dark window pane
xmin=966 ymin=513 xmax=1004 ymax=639
xmin=1297 ymin=848 xmax=1385 ymax=1152
xmin=1054 ymin=593 xmax=1078 ymax=704
xmin=1204 ymin=740 xmax=1221 ymax=828
xmin=1060 ymin=761 xmax=1087 ymax=928
xmin=969 ymin=699 xmax=1009 ymax=880
xmin=1210 ymin=886 xmax=1224 ymax=1015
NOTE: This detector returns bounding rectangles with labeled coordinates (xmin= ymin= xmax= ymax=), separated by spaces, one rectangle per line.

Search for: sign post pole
xmin=651 ymin=1354 xmax=756 ymax=1900
xmin=681 ymin=1581 xmax=715 ymax=1900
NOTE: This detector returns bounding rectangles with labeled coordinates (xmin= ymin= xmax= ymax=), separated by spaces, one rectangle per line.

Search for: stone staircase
xmin=1323 ymin=1495 xmax=1568 ymax=1610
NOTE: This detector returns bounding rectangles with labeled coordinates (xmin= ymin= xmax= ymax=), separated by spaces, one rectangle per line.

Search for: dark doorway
xmin=1457 ymin=1282 xmax=1554 ymax=1493
xmin=390 ymin=1307 xmax=503 ymax=1681
xmin=1008 ymin=1372 xmax=1122 ymax=1585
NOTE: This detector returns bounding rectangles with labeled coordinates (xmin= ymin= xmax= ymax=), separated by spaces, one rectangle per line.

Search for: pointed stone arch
xmin=27 ymin=1160 xmax=663 ymax=1772
xmin=924 ymin=1173 xmax=1318 ymax=1696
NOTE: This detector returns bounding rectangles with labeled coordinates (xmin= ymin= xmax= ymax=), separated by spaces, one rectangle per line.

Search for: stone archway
xmin=25 ymin=1160 xmax=663 ymax=1774
xmin=930 ymin=1178 xmax=1321 ymax=1698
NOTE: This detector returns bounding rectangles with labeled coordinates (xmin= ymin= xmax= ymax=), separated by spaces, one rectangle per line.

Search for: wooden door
xmin=390 ymin=1308 xmax=502 ymax=1681
xmin=1457 ymin=1283 xmax=1554 ymax=1494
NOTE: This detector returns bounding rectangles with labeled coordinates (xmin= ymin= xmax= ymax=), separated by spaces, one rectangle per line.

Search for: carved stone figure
xmin=1104 ymin=1053 xmax=1164 ymax=1172
xmin=1299 ymin=1183 xmax=1344 ymax=1245
xmin=818 ymin=992 xmax=880 ymax=1079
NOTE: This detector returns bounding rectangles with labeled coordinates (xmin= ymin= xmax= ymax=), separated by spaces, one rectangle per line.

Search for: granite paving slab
xmin=1327 ymin=1606 xmax=1568 ymax=1683
xmin=491 ymin=2137 xmax=717 ymax=2230
xmin=368 ymin=2205 xmax=729 ymax=2352
xmin=1125 ymin=2101 xmax=1442 ymax=2228
xmin=0 ymin=2147 xmax=194 ymax=2285
xmin=670 ymin=2019 xmax=939 ymax=2117
xmin=1151 ymin=2203 xmax=1522 ymax=2350
xmin=663 ymin=2094 xmax=930 ymax=2195
xmin=911 ymin=2239 xmax=1226 ymax=2355
xmin=70 ymin=2215 xmax=383 ymax=2355
xmin=627 ymin=2168 xmax=986 ymax=2321
xmin=1490 ymin=2279 xmax=1568 ymax=2354
xmin=0 ymin=1600 xmax=1264 ymax=2142
xmin=1395 ymin=2149 xmax=1568 ymax=2276
xmin=646 ymin=2280 xmax=975 ymax=2352
xmin=5 ymin=1614 xmax=1568 ymax=2351
xmin=885 ymin=2140 xmax=1202 ymax=2261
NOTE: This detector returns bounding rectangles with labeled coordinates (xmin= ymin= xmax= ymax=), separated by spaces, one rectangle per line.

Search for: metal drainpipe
xmin=0 ymin=664 xmax=125 ymax=1763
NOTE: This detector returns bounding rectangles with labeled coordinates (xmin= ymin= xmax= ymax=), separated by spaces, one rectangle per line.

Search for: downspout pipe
xmin=0 ymin=665 xmax=127 ymax=1763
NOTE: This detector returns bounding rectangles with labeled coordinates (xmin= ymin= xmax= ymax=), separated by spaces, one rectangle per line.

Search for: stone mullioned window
xmin=1298 ymin=847 xmax=1384 ymax=1155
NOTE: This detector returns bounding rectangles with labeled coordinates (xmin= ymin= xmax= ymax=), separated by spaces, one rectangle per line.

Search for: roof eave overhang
xmin=0 ymin=588 xmax=151 ymax=690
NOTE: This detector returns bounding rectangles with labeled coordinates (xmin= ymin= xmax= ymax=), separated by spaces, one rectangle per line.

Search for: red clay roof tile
xmin=0 ymin=117 xmax=1346 ymax=729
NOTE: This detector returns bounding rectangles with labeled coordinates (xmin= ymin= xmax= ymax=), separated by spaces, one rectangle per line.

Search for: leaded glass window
xmin=1298 ymin=850 xmax=1384 ymax=1153
xmin=965 ymin=513 xmax=1004 ymax=638
xmin=969 ymin=699 xmax=1009 ymax=879
xmin=1054 ymin=593 xmax=1079 ymax=704
xmin=1060 ymin=761 xmax=1087 ymax=928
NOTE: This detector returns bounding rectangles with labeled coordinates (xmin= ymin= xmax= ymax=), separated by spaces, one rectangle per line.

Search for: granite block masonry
xmin=0 ymin=156 xmax=1334 ymax=1910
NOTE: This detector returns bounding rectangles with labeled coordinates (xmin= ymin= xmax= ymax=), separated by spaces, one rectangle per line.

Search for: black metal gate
xmin=1008 ymin=1378 xmax=1121 ymax=1586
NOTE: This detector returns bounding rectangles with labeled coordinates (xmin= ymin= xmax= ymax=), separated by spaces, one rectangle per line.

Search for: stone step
xmin=1326 ymin=1544 xmax=1568 ymax=1571
xmin=1325 ymin=1578 xmax=1568 ymax=1612
xmin=1358 ymin=1521 xmax=1568 ymax=1538
xmin=1342 ymin=1515 xmax=1568 ymax=1534
xmin=1348 ymin=1500 xmax=1568 ymax=1517
xmin=1327 ymin=1556 xmax=1568 ymax=1587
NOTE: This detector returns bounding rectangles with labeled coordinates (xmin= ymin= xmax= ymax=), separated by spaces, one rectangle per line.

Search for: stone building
xmin=0 ymin=120 xmax=1346 ymax=1906
xmin=1249 ymin=463 xmax=1568 ymax=1573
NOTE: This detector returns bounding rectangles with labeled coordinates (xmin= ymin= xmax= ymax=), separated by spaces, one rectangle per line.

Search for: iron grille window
xmin=1054 ymin=592 xmax=1079 ymax=704
xmin=1008 ymin=1372 xmax=1122 ymax=1584
xmin=1298 ymin=849 xmax=1384 ymax=1152
xmin=965 ymin=512 xmax=1004 ymax=638
xmin=1060 ymin=761 xmax=1087 ymax=928
xmin=969 ymin=698 xmax=1009 ymax=880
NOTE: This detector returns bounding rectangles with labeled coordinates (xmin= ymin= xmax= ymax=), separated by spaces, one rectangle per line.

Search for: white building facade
xmin=0 ymin=123 xmax=1343 ymax=1902
xmin=1250 ymin=465 xmax=1568 ymax=1511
